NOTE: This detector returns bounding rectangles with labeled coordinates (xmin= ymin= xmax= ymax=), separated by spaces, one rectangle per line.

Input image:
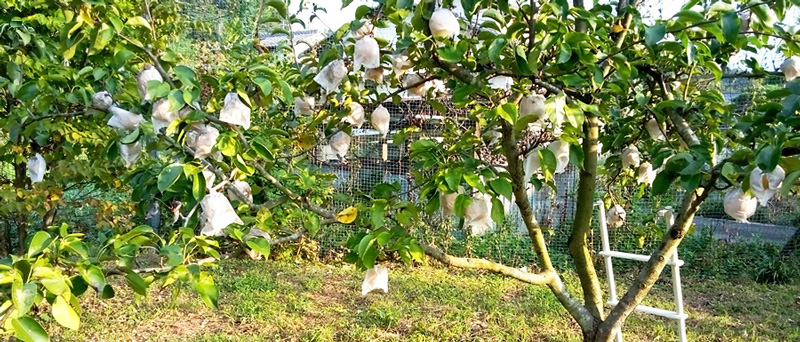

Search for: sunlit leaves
xmin=12 ymin=282 xmax=37 ymax=316
xmin=52 ymin=296 xmax=80 ymax=330
xmin=125 ymin=17 xmax=152 ymax=31
xmin=192 ymin=272 xmax=219 ymax=309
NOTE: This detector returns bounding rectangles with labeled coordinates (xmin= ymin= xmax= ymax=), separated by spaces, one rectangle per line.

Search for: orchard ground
xmin=49 ymin=260 xmax=799 ymax=342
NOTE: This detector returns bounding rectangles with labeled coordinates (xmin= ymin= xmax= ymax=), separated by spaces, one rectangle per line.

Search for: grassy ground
xmin=50 ymin=260 xmax=800 ymax=342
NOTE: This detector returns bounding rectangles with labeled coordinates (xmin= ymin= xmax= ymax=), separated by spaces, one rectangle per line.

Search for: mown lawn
xmin=51 ymin=260 xmax=800 ymax=341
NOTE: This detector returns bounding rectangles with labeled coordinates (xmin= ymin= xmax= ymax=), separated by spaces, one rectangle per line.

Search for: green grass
xmin=51 ymin=260 xmax=800 ymax=342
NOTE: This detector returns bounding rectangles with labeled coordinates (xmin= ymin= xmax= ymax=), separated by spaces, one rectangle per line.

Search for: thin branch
xmin=21 ymin=110 xmax=91 ymax=129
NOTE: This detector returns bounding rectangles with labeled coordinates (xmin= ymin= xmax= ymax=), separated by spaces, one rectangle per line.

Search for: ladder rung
xmin=600 ymin=251 xmax=684 ymax=267
xmin=607 ymin=300 xmax=688 ymax=320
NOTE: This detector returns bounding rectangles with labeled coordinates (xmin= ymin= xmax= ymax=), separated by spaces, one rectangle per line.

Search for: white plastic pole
xmin=596 ymin=200 xmax=623 ymax=342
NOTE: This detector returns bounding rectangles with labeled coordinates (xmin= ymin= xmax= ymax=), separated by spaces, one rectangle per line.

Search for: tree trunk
xmin=0 ymin=220 xmax=8 ymax=256
xmin=568 ymin=114 xmax=605 ymax=319
xmin=42 ymin=206 xmax=58 ymax=228
xmin=13 ymin=162 xmax=29 ymax=255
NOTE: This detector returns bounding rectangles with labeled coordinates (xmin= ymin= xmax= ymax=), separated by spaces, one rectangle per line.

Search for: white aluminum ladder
xmin=595 ymin=200 xmax=688 ymax=342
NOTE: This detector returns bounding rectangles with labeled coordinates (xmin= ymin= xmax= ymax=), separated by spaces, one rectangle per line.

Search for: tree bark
xmin=568 ymin=114 xmax=605 ymax=320
xmin=499 ymin=120 xmax=596 ymax=332
xmin=42 ymin=206 xmax=57 ymax=228
xmin=13 ymin=162 xmax=29 ymax=255
xmin=0 ymin=220 xmax=8 ymax=256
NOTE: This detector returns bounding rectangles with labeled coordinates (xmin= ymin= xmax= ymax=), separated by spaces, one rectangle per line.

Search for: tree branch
xmin=568 ymin=114 xmax=605 ymax=321
xmin=638 ymin=66 xmax=701 ymax=146
xmin=421 ymin=242 xmax=555 ymax=285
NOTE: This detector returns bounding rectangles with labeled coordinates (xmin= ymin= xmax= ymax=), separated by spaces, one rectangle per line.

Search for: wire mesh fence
xmin=312 ymin=74 xmax=800 ymax=278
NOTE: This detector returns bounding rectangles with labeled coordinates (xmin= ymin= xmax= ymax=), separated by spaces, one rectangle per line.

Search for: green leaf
xmin=266 ymin=0 xmax=288 ymax=17
xmin=253 ymin=76 xmax=272 ymax=96
xmin=12 ymin=282 xmax=37 ymax=316
xmin=444 ymin=168 xmax=462 ymax=191
xmin=174 ymin=65 xmax=197 ymax=86
xmin=16 ymin=81 xmax=39 ymax=102
xmin=437 ymin=46 xmax=462 ymax=63
xmin=192 ymin=174 xmax=206 ymax=201
xmin=41 ymin=276 xmax=69 ymax=296
xmin=488 ymin=178 xmax=513 ymax=200
xmin=751 ymin=4 xmax=775 ymax=28
xmin=564 ymin=104 xmax=584 ymax=128
xmin=52 ymin=296 xmax=80 ymax=330
xmin=125 ymin=272 xmax=148 ymax=296
xmin=556 ymin=44 xmax=572 ymax=63
xmin=146 ymin=80 xmax=170 ymax=100
xmin=490 ymin=197 xmax=505 ymax=224
xmin=216 ymin=134 xmax=237 ymax=157
xmin=99 ymin=284 xmax=115 ymax=299
xmin=304 ymin=214 xmax=321 ymax=236
xmin=81 ymin=265 xmax=107 ymax=293
xmin=246 ymin=238 xmax=271 ymax=258
xmin=90 ymin=24 xmax=114 ymax=54
xmin=157 ymin=163 xmax=184 ymax=191
xmin=721 ymin=12 xmax=739 ymax=43
xmin=278 ymin=79 xmax=293 ymax=105
xmin=463 ymin=172 xmax=486 ymax=192
xmin=168 ymin=90 xmax=185 ymax=112
xmin=538 ymin=149 xmax=557 ymax=177
xmin=371 ymin=200 xmax=386 ymax=228
xmin=27 ymin=231 xmax=52 ymax=257
xmin=375 ymin=231 xmax=392 ymax=246
xmin=11 ymin=316 xmax=50 ymax=342
xmin=645 ymin=24 xmax=666 ymax=47
xmin=460 ymin=0 xmax=480 ymax=19
xmin=7 ymin=61 xmax=22 ymax=82
xmin=488 ymin=38 xmax=508 ymax=65
xmin=119 ymin=128 xmax=140 ymax=144
xmin=569 ymin=143 xmax=585 ymax=170
xmin=756 ymin=146 xmax=781 ymax=172
xmin=69 ymin=276 xmax=88 ymax=296
xmin=781 ymin=170 xmax=800 ymax=196
xmin=193 ymin=272 xmax=219 ymax=309
xmin=495 ymin=103 xmax=517 ymax=124
xmin=125 ymin=16 xmax=152 ymax=31
xmin=652 ymin=172 xmax=676 ymax=195
xmin=684 ymin=39 xmax=696 ymax=64
xmin=454 ymin=194 xmax=471 ymax=218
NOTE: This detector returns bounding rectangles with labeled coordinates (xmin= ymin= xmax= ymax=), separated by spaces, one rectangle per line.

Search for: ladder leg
xmin=672 ymin=250 xmax=688 ymax=342
xmin=597 ymin=201 xmax=623 ymax=342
